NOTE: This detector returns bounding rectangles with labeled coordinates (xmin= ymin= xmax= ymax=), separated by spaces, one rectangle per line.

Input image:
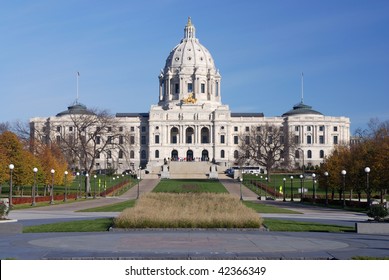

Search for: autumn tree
xmin=237 ymin=124 xmax=295 ymax=179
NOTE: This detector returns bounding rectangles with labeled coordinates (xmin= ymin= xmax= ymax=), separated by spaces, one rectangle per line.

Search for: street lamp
xmin=290 ymin=176 xmax=294 ymax=202
xmin=324 ymin=171 xmax=329 ymax=206
xmin=312 ymin=173 xmax=316 ymax=204
xmin=299 ymin=174 xmax=304 ymax=202
xmin=341 ymin=170 xmax=347 ymax=208
xmin=365 ymin=167 xmax=371 ymax=207
xmin=255 ymin=173 xmax=259 ymax=194
xmin=63 ymin=171 xmax=68 ymax=202
xmin=259 ymin=175 xmax=263 ymax=199
xmin=93 ymin=174 xmax=97 ymax=199
xmin=239 ymin=177 xmax=243 ymax=201
xmin=50 ymin=169 xmax=55 ymax=205
xmin=85 ymin=173 xmax=89 ymax=199
xmin=8 ymin=164 xmax=14 ymax=208
xmin=31 ymin=167 xmax=38 ymax=206
xmin=76 ymin=172 xmax=80 ymax=200
xmin=283 ymin=178 xmax=286 ymax=202
xmin=137 ymin=176 xmax=140 ymax=199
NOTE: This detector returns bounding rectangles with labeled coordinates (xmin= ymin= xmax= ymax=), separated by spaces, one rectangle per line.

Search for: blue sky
xmin=1 ymin=0 xmax=388 ymax=133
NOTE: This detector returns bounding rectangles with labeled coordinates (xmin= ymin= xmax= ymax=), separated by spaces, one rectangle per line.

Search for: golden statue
xmin=182 ymin=93 xmax=197 ymax=104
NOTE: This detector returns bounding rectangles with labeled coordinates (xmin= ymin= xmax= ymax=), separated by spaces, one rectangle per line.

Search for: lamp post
xmin=31 ymin=167 xmax=38 ymax=206
xmin=283 ymin=178 xmax=286 ymax=202
xmin=50 ymin=169 xmax=55 ymax=205
xmin=299 ymin=174 xmax=304 ymax=202
xmin=137 ymin=176 xmax=140 ymax=199
xmin=63 ymin=171 xmax=68 ymax=202
xmin=290 ymin=176 xmax=294 ymax=202
xmin=341 ymin=170 xmax=346 ymax=208
xmin=259 ymin=175 xmax=263 ymax=200
xmin=324 ymin=172 xmax=329 ymax=206
xmin=76 ymin=172 xmax=80 ymax=200
xmin=255 ymin=173 xmax=259 ymax=194
xmin=85 ymin=173 xmax=89 ymax=199
xmin=239 ymin=177 xmax=243 ymax=201
xmin=9 ymin=164 xmax=14 ymax=208
xmin=312 ymin=173 xmax=316 ymax=204
xmin=93 ymin=174 xmax=97 ymax=199
xmin=364 ymin=167 xmax=371 ymax=207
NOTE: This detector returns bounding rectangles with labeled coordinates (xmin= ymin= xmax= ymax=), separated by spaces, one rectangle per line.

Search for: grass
xmin=243 ymin=201 xmax=302 ymax=214
xmin=114 ymin=193 xmax=262 ymax=229
xmin=263 ymin=218 xmax=355 ymax=232
xmin=352 ymin=256 xmax=389 ymax=260
xmin=23 ymin=218 xmax=113 ymax=233
xmin=153 ymin=179 xmax=228 ymax=193
xmin=78 ymin=200 xmax=136 ymax=212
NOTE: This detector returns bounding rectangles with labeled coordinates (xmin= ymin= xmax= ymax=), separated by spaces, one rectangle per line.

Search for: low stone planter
xmin=356 ymin=221 xmax=389 ymax=235
xmin=0 ymin=219 xmax=23 ymax=234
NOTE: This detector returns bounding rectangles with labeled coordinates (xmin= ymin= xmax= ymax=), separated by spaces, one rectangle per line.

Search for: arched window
xmin=155 ymin=150 xmax=159 ymax=158
xmin=201 ymin=127 xmax=209 ymax=143
xmin=220 ymin=150 xmax=225 ymax=158
xmin=171 ymin=127 xmax=179 ymax=144
xmin=186 ymin=127 xmax=194 ymax=144
xmin=307 ymin=150 xmax=312 ymax=159
xmin=320 ymin=150 xmax=325 ymax=158
xmin=130 ymin=150 xmax=135 ymax=159
xmin=234 ymin=150 xmax=239 ymax=159
xmin=118 ymin=149 xmax=124 ymax=159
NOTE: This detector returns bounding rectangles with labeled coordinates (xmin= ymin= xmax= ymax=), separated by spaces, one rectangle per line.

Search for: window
xmin=175 ymin=83 xmax=180 ymax=94
xmin=118 ymin=150 xmax=124 ymax=159
xmin=130 ymin=150 xmax=135 ymax=159
xmin=319 ymin=135 xmax=324 ymax=144
xmin=295 ymin=150 xmax=300 ymax=159
xmin=141 ymin=135 xmax=146 ymax=145
xmin=234 ymin=150 xmax=239 ymax=159
xmin=320 ymin=150 xmax=325 ymax=158
xmin=187 ymin=83 xmax=193 ymax=93
xmin=107 ymin=127 xmax=112 ymax=132
xmin=107 ymin=136 xmax=112 ymax=144
xmin=234 ymin=136 xmax=239 ymax=145
xmin=130 ymin=136 xmax=135 ymax=145
xmin=333 ymin=135 xmax=338 ymax=145
xmin=268 ymin=136 xmax=273 ymax=144
xmin=307 ymin=150 xmax=312 ymax=159
xmin=221 ymin=150 xmax=225 ymax=158
xmin=96 ymin=136 xmax=101 ymax=145
xmin=119 ymin=135 xmax=124 ymax=145
xmin=201 ymin=83 xmax=205 ymax=93
xmin=141 ymin=150 xmax=146 ymax=159
xmin=245 ymin=126 xmax=250 ymax=132
xmin=56 ymin=135 xmax=61 ymax=144
xmin=234 ymin=126 xmax=238 ymax=132
xmin=215 ymin=81 xmax=219 ymax=96
xmin=256 ymin=126 xmax=261 ymax=131
xmin=319 ymin=126 xmax=324 ymax=131
xmin=107 ymin=150 xmax=112 ymax=159
xmin=245 ymin=135 xmax=250 ymax=145
xmin=307 ymin=126 xmax=312 ymax=132
xmin=155 ymin=150 xmax=159 ymax=158
xmin=95 ymin=151 xmax=100 ymax=159
xmin=334 ymin=126 xmax=338 ymax=132
xmin=295 ymin=126 xmax=299 ymax=132
xmin=307 ymin=135 xmax=312 ymax=144
xmin=130 ymin=126 xmax=135 ymax=132
xmin=119 ymin=126 xmax=123 ymax=132
xmin=69 ymin=126 xmax=73 ymax=132
xmin=141 ymin=126 xmax=146 ymax=132
xmin=155 ymin=135 xmax=160 ymax=144
xmin=220 ymin=135 xmax=225 ymax=144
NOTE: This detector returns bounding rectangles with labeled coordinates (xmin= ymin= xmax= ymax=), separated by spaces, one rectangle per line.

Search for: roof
xmin=282 ymin=102 xmax=323 ymax=117
xmin=231 ymin=113 xmax=264 ymax=118
xmin=56 ymin=103 xmax=95 ymax=117
xmin=115 ymin=113 xmax=149 ymax=118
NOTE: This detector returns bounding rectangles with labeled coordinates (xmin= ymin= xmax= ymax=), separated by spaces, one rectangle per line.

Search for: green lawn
xmin=153 ymin=179 xmax=228 ymax=193
xmin=263 ymin=218 xmax=355 ymax=232
xmin=23 ymin=218 xmax=114 ymax=233
xmin=243 ymin=201 xmax=302 ymax=214
xmin=78 ymin=200 xmax=136 ymax=212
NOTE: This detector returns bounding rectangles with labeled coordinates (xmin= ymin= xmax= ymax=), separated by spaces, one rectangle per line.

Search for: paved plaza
xmin=2 ymin=176 xmax=389 ymax=260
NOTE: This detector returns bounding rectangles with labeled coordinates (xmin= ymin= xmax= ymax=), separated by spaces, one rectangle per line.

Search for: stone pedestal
xmin=160 ymin=165 xmax=170 ymax=179
xmin=209 ymin=164 xmax=218 ymax=179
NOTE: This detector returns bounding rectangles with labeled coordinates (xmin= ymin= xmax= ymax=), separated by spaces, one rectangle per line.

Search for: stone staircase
xmin=168 ymin=161 xmax=213 ymax=179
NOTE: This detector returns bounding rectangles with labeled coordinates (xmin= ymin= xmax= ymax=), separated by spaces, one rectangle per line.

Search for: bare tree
xmin=237 ymin=124 xmax=295 ymax=179
xmin=54 ymin=108 xmax=128 ymax=194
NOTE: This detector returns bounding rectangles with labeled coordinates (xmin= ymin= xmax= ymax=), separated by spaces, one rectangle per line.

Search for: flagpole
xmin=76 ymin=72 xmax=79 ymax=104
xmin=301 ymin=72 xmax=304 ymax=103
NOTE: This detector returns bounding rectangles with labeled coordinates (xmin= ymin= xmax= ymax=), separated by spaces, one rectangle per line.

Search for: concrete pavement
xmin=2 ymin=176 xmax=389 ymax=260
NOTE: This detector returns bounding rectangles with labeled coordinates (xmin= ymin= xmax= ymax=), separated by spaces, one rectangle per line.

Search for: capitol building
xmin=30 ymin=18 xmax=350 ymax=176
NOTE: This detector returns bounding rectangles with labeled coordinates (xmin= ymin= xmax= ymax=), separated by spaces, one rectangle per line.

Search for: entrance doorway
xmin=171 ymin=150 xmax=178 ymax=161
xmin=201 ymin=149 xmax=209 ymax=161
xmin=186 ymin=150 xmax=193 ymax=161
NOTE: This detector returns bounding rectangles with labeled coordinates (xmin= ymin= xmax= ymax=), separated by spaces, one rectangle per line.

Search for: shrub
xmin=0 ymin=201 xmax=10 ymax=219
xmin=367 ymin=205 xmax=388 ymax=221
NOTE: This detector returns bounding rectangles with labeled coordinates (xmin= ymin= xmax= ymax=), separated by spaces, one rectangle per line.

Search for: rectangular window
xmin=187 ymin=83 xmax=193 ymax=93
xmin=107 ymin=150 xmax=112 ymax=159
xmin=130 ymin=126 xmax=135 ymax=132
xmin=234 ymin=126 xmax=238 ymax=132
xmin=96 ymin=136 xmax=101 ymax=145
xmin=69 ymin=126 xmax=73 ymax=132
xmin=234 ymin=136 xmax=239 ymax=145
xmin=307 ymin=135 xmax=312 ymax=144
xmin=130 ymin=136 xmax=135 ymax=145
xmin=294 ymin=135 xmax=300 ymax=144
xmin=56 ymin=135 xmax=61 ymax=144
xmin=107 ymin=136 xmax=112 ymax=144
xmin=333 ymin=135 xmax=338 ymax=145
xmin=172 ymin=136 xmax=177 ymax=144
xmin=319 ymin=126 xmax=324 ymax=131
xmin=175 ymin=83 xmax=180 ymax=94
xmin=220 ymin=135 xmax=225 ymax=144
xmin=141 ymin=126 xmax=146 ymax=132
xmin=245 ymin=135 xmax=250 ymax=145
xmin=118 ymin=150 xmax=124 ymax=159
xmin=319 ymin=135 xmax=324 ymax=144
xmin=56 ymin=126 xmax=61 ymax=132
xmin=155 ymin=135 xmax=160 ymax=144
xmin=119 ymin=126 xmax=123 ymax=132
xmin=334 ymin=126 xmax=338 ymax=132
xmin=307 ymin=126 xmax=312 ymax=132
xmin=245 ymin=126 xmax=250 ymax=132
xmin=141 ymin=135 xmax=146 ymax=145
xmin=295 ymin=126 xmax=299 ymax=132
xmin=119 ymin=135 xmax=124 ymax=145
xmin=107 ymin=127 xmax=112 ymax=132
xmin=256 ymin=126 xmax=261 ymax=131
xmin=201 ymin=83 xmax=205 ymax=93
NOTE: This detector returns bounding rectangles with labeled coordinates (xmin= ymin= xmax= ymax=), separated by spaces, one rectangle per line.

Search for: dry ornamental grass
xmin=114 ymin=193 xmax=262 ymax=229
